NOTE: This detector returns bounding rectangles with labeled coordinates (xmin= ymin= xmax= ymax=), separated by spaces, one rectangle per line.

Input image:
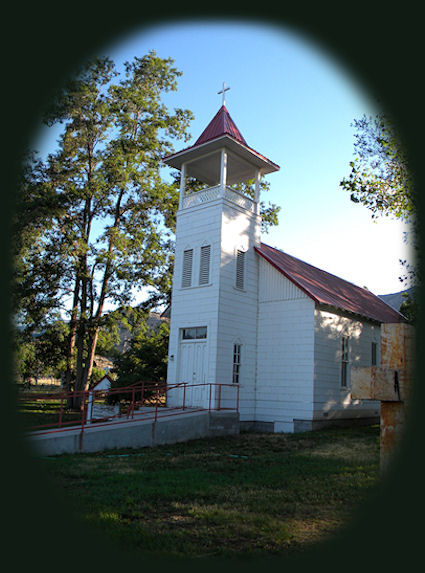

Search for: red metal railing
xmin=19 ymin=381 xmax=239 ymax=437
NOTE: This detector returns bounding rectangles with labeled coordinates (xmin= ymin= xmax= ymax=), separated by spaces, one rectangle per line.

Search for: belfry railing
xmin=182 ymin=185 xmax=255 ymax=212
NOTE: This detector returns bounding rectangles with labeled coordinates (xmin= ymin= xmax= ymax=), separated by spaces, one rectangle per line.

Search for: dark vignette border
xmin=2 ymin=5 xmax=423 ymax=572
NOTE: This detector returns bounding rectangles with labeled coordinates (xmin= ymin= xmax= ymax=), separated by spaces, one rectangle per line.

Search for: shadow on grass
xmin=37 ymin=425 xmax=381 ymax=560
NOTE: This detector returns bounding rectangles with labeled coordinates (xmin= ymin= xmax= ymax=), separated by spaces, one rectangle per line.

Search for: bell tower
xmin=163 ymin=89 xmax=279 ymax=417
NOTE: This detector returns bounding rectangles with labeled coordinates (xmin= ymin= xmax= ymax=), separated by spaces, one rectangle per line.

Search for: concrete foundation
xmin=239 ymin=420 xmax=275 ymax=433
xmin=240 ymin=417 xmax=379 ymax=434
xmin=293 ymin=416 xmax=380 ymax=432
xmin=27 ymin=409 xmax=240 ymax=457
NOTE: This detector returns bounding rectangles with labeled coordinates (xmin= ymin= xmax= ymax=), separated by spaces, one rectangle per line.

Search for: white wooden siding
xmin=167 ymin=186 xmax=380 ymax=429
xmin=215 ymin=201 xmax=262 ymax=420
xmin=167 ymin=197 xmax=261 ymax=420
xmin=313 ymin=308 xmax=381 ymax=420
xmin=256 ymin=294 xmax=315 ymax=432
xmin=259 ymin=256 xmax=308 ymax=303
xmin=167 ymin=201 xmax=224 ymax=403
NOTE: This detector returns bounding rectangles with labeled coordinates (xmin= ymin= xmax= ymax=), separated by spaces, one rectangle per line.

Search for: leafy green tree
xmin=94 ymin=313 xmax=123 ymax=359
xmin=340 ymin=114 xmax=414 ymax=222
xmin=95 ymin=305 xmax=150 ymax=358
xmin=14 ymin=339 xmax=39 ymax=384
xmin=11 ymin=153 xmax=69 ymax=335
xmin=14 ymin=320 xmax=68 ymax=383
xmin=111 ymin=320 xmax=169 ymax=389
xmin=340 ymin=113 xmax=418 ymax=320
xmin=399 ymin=294 xmax=417 ymax=324
xmin=230 ymin=178 xmax=281 ymax=233
xmin=13 ymin=52 xmax=192 ymax=406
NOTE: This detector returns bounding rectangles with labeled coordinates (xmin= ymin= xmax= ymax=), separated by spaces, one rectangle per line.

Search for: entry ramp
xmin=28 ymin=408 xmax=240 ymax=456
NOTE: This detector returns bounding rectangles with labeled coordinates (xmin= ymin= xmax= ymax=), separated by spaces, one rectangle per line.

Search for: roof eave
xmin=316 ymin=303 xmax=383 ymax=325
xmin=163 ymin=135 xmax=280 ymax=174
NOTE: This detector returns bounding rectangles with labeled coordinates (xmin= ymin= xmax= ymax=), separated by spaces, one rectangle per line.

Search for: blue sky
xmin=36 ymin=19 xmax=411 ymax=297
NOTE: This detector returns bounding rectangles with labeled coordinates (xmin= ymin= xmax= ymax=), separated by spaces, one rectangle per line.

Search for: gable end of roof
xmin=255 ymin=243 xmax=407 ymax=324
xmin=254 ymin=245 xmax=320 ymax=304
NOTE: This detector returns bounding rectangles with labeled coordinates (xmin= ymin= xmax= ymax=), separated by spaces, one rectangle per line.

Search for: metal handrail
xmin=20 ymin=382 xmax=239 ymax=437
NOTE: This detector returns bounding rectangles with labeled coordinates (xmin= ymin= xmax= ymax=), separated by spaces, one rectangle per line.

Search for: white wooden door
xmin=178 ymin=341 xmax=209 ymax=407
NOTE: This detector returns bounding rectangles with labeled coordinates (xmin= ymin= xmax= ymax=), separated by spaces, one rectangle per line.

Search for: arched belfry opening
xmin=164 ymin=98 xmax=279 ymax=214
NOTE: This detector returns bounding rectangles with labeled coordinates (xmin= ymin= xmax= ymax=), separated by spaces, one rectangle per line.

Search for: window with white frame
xmin=181 ymin=326 xmax=207 ymax=340
xmin=235 ymin=250 xmax=245 ymax=290
xmin=341 ymin=336 xmax=349 ymax=387
xmin=232 ymin=344 xmax=241 ymax=383
xmin=182 ymin=249 xmax=193 ymax=288
xmin=199 ymin=245 xmax=211 ymax=285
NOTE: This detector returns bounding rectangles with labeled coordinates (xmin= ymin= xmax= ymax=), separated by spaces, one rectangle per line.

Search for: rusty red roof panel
xmin=194 ymin=105 xmax=247 ymax=146
xmin=255 ymin=243 xmax=406 ymax=324
xmin=163 ymin=105 xmax=280 ymax=171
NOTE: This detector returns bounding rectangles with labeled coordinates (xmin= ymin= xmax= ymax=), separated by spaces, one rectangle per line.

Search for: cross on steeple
xmin=217 ymin=81 xmax=230 ymax=106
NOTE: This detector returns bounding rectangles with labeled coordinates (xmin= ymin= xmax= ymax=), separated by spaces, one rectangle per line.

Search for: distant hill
xmin=378 ymin=286 xmax=416 ymax=312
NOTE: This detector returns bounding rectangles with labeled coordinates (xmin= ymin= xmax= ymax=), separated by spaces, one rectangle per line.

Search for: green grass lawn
xmin=18 ymin=388 xmax=163 ymax=431
xmin=39 ymin=425 xmax=380 ymax=559
xmin=19 ymin=398 xmax=82 ymax=430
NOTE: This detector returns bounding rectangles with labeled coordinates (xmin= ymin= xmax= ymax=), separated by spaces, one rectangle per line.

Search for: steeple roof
xmin=163 ymin=104 xmax=279 ymax=183
xmin=194 ymin=105 xmax=248 ymax=147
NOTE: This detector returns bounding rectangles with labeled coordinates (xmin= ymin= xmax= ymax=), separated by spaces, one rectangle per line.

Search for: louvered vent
xmin=235 ymin=250 xmax=245 ymax=289
xmin=199 ymin=245 xmax=211 ymax=285
xmin=182 ymin=249 xmax=193 ymax=288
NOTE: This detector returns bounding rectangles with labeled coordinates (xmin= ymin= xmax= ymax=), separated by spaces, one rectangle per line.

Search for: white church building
xmin=163 ymin=98 xmax=406 ymax=433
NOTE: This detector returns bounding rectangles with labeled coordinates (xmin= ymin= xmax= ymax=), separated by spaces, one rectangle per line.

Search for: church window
xmin=182 ymin=326 xmax=207 ymax=340
xmin=199 ymin=245 xmax=211 ymax=285
xmin=235 ymin=250 xmax=245 ymax=289
xmin=232 ymin=344 xmax=241 ymax=383
xmin=341 ymin=336 xmax=349 ymax=387
xmin=182 ymin=249 xmax=193 ymax=288
xmin=371 ymin=341 xmax=377 ymax=366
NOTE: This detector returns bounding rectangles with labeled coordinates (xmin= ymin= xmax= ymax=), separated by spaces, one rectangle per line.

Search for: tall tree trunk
xmin=82 ymin=325 xmax=100 ymax=389
xmin=79 ymin=189 xmax=125 ymax=393
xmin=64 ymin=276 xmax=80 ymax=407
xmin=79 ymin=256 xmax=112 ymax=391
xmin=73 ymin=256 xmax=89 ymax=410
xmin=72 ymin=191 xmax=93 ymax=410
xmin=73 ymin=317 xmax=86 ymax=410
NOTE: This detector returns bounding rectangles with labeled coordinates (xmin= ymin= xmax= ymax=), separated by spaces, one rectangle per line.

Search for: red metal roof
xmin=194 ymin=105 xmax=247 ymax=146
xmin=255 ymin=243 xmax=406 ymax=324
xmin=163 ymin=105 xmax=280 ymax=173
